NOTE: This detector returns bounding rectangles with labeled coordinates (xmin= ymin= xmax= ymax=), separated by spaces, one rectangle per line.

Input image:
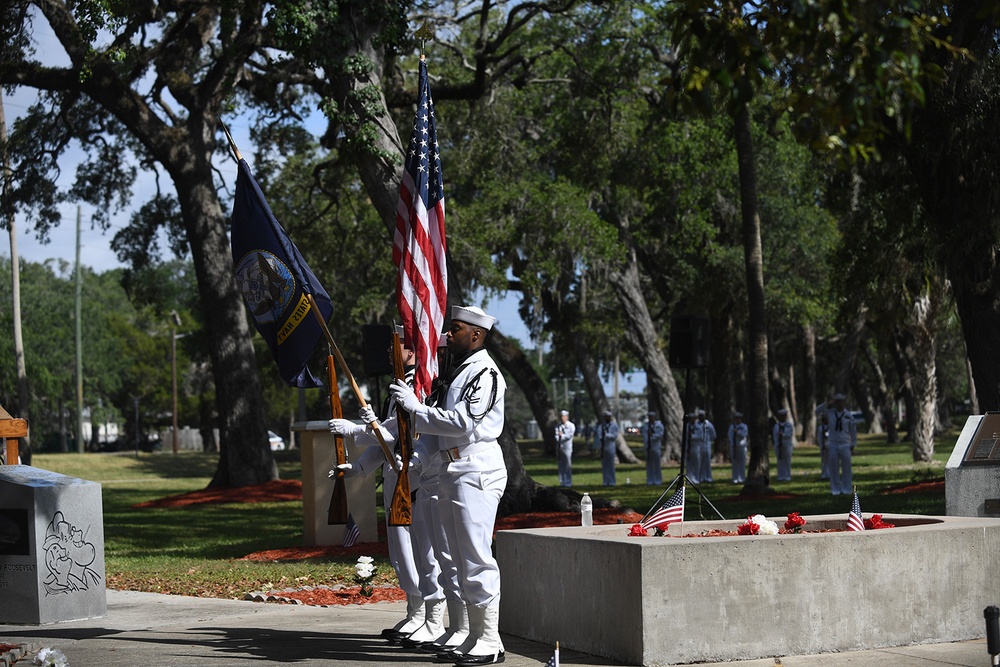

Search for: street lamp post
xmin=170 ymin=310 xmax=181 ymax=455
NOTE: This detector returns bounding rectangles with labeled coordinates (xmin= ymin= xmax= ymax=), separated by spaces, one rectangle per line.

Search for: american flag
xmin=847 ymin=492 xmax=865 ymax=532
xmin=544 ymin=643 xmax=559 ymax=667
xmin=394 ymin=56 xmax=448 ymax=400
xmin=342 ymin=513 xmax=361 ymax=547
xmin=641 ymin=487 xmax=685 ymax=531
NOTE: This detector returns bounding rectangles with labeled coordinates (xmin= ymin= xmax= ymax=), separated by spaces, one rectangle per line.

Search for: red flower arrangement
xmin=864 ymin=514 xmax=895 ymax=530
xmin=784 ymin=512 xmax=807 ymax=533
xmin=628 ymin=523 xmax=648 ymax=537
xmin=737 ymin=517 xmax=760 ymax=535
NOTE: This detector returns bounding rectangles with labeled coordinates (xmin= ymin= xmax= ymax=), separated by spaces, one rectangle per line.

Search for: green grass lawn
xmin=30 ymin=430 xmax=949 ymax=599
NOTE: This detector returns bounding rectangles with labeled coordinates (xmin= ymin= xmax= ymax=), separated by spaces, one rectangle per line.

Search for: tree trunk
xmin=733 ymin=103 xmax=771 ymax=494
xmin=802 ymin=323 xmax=818 ymax=444
xmin=903 ymin=294 xmax=938 ymax=462
xmin=861 ymin=341 xmax=899 ymax=443
xmin=170 ymin=159 xmax=276 ymax=487
xmin=486 ymin=327 xmax=558 ymax=455
xmin=611 ymin=245 xmax=682 ymax=463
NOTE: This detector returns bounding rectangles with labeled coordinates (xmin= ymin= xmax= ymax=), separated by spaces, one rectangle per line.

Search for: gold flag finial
xmin=415 ymin=23 xmax=434 ymax=55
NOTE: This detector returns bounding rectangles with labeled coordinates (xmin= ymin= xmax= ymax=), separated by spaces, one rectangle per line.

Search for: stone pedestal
xmin=946 ymin=415 xmax=1000 ymax=517
xmin=294 ymin=421 xmax=377 ymax=546
xmin=498 ymin=514 xmax=1000 ymax=666
xmin=0 ymin=466 xmax=106 ymax=624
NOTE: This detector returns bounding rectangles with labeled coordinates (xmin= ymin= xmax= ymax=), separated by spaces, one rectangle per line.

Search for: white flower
xmin=355 ymin=563 xmax=375 ymax=579
xmin=750 ymin=514 xmax=779 ymax=535
xmin=34 ymin=647 xmax=69 ymax=667
xmin=356 ymin=555 xmax=374 ymax=565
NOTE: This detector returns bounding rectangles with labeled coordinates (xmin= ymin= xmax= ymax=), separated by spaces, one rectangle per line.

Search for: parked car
xmin=268 ymin=430 xmax=286 ymax=451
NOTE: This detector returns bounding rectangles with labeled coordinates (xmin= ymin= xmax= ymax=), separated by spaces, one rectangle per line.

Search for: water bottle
xmin=580 ymin=492 xmax=593 ymax=527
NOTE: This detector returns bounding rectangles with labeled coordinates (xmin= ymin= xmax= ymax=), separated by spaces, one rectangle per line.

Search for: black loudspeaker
xmin=669 ymin=315 xmax=711 ymax=368
xmin=362 ymin=324 xmax=393 ymax=377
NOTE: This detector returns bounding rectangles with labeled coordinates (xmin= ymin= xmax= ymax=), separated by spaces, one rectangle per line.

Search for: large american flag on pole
xmin=394 ymin=55 xmax=448 ymax=400
xmin=640 ymin=487 xmax=685 ymax=531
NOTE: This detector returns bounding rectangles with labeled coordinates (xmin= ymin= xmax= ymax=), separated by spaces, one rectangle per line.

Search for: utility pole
xmin=1 ymin=91 xmax=31 ymax=460
xmin=75 ymin=205 xmax=84 ymax=453
xmin=170 ymin=310 xmax=181 ymax=454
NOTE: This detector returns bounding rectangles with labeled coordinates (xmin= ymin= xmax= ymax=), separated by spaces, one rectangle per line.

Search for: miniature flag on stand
xmin=847 ymin=491 xmax=865 ymax=532
xmin=641 ymin=487 xmax=685 ymax=531
xmin=342 ymin=513 xmax=361 ymax=547
xmin=394 ymin=56 xmax=448 ymax=400
xmin=544 ymin=642 xmax=559 ymax=667
xmin=231 ymin=157 xmax=334 ymax=387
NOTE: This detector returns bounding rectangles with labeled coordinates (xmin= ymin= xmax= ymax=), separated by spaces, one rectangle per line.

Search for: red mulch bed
xmin=132 ymin=479 xmax=304 ymax=508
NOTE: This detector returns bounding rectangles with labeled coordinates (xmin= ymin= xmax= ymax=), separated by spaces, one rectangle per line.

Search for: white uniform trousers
xmin=383 ymin=465 xmax=420 ymax=596
xmin=438 ymin=448 xmax=507 ymax=606
xmin=412 ymin=479 xmax=445 ymax=601
xmin=828 ymin=444 xmax=853 ymax=495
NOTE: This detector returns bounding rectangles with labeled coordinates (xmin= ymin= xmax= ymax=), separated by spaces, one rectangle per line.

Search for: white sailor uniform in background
xmin=555 ymin=411 xmax=576 ymax=487
xmin=727 ymin=414 xmax=748 ymax=484
xmin=824 ymin=395 xmax=857 ymax=495
xmin=640 ymin=413 xmax=664 ymax=485
xmin=685 ymin=415 xmax=703 ymax=484
xmin=390 ymin=305 xmax=507 ymax=666
xmin=697 ymin=410 xmax=715 ymax=483
xmin=772 ymin=409 xmax=794 ymax=482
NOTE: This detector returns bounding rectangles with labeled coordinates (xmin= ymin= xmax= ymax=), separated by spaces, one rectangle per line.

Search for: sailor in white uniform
xmin=390 ymin=305 xmax=508 ymax=666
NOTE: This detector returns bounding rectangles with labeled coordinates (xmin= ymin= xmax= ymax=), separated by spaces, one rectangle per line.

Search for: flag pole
xmin=306 ymin=293 xmax=398 ymax=469
xmin=217 ymin=117 xmax=243 ymax=162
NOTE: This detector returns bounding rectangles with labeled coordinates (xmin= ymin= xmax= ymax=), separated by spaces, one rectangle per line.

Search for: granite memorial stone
xmin=0 ymin=466 xmax=106 ymax=624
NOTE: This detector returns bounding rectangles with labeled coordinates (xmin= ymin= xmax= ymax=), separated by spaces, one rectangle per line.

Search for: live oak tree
xmin=1 ymin=0 xmax=283 ymax=485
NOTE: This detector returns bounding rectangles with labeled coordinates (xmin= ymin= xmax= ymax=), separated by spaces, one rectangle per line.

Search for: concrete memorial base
xmin=294 ymin=421 xmax=377 ymax=546
xmin=497 ymin=513 xmax=1000 ymax=666
xmin=0 ymin=466 xmax=106 ymax=624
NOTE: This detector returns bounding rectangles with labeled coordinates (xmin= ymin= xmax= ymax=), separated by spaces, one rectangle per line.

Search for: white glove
xmin=389 ymin=378 xmax=423 ymax=413
xmin=328 ymin=462 xmax=356 ymax=478
xmin=329 ymin=418 xmax=364 ymax=437
xmin=359 ymin=405 xmax=378 ymax=424
xmin=394 ymin=452 xmax=422 ymax=473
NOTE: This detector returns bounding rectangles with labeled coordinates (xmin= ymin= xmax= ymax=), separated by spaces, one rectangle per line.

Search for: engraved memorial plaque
xmin=962 ymin=413 xmax=1000 ymax=465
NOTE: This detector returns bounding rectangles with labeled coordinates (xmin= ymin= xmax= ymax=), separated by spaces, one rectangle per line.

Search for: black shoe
xmin=381 ymin=628 xmax=402 ymax=638
xmin=384 ymin=630 xmax=410 ymax=643
xmin=454 ymin=651 xmax=505 ymax=666
xmin=400 ymin=637 xmax=430 ymax=649
xmin=435 ymin=648 xmax=462 ymax=663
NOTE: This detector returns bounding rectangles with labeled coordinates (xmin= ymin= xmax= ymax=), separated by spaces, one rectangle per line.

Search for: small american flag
xmin=394 ymin=56 xmax=448 ymax=400
xmin=342 ymin=513 xmax=361 ymax=547
xmin=847 ymin=492 xmax=865 ymax=532
xmin=544 ymin=643 xmax=559 ymax=667
xmin=641 ymin=487 xmax=685 ymax=531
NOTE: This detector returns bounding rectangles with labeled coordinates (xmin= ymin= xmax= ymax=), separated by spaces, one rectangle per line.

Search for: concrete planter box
xmin=496 ymin=514 xmax=1000 ymax=665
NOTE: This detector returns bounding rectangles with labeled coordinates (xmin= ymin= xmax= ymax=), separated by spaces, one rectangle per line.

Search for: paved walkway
xmin=0 ymin=590 xmax=990 ymax=666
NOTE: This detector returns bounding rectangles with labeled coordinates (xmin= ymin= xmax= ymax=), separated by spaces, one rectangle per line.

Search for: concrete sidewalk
xmin=0 ymin=590 xmax=990 ymax=666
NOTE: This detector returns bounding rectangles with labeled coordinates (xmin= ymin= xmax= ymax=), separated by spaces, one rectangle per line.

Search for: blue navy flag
xmin=231 ymin=158 xmax=334 ymax=387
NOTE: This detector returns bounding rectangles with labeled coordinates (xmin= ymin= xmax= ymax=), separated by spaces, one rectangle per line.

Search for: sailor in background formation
xmin=772 ymin=408 xmax=795 ymax=482
xmin=554 ymin=410 xmax=576 ymax=487
xmin=727 ymin=412 xmax=748 ymax=484
xmin=641 ymin=411 xmax=664 ymax=485
xmin=389 ymin=305 xmax=508 ymax=666
xmin=823 ymin=393 xmax=857 ymax=496
xmin=697 ymin=409 xmax=716 ymax=483
xmin=816 ymin=397 xmax=832 ymax=481
xmin=595 ymin=410 xmax=619 ymax=486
